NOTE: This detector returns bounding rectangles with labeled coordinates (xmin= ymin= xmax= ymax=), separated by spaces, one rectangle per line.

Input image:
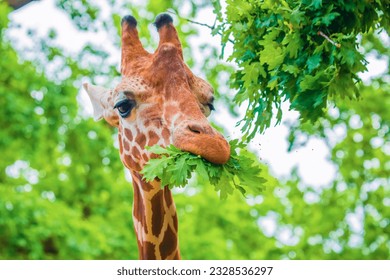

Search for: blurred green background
xmin=0 ymin=0 xmax=389 ymax=259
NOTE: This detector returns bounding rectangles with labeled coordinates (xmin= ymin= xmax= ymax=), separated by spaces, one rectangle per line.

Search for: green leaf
xmin=300 ymin=74 xmax=319 ymax=91
xmin=321 ymin=12 xmax=340 ymax=26
xmin=259 ymin=45 xmax=285 ymax=70
xmin=283 ymin=33 xmax=301 ymax=59
xmin=140 ymin=140 xmax=266 ymax=199
xmin=311 ymin=0 xmax=323 ymax=9
xmin=141 ymin=156 xmax=171 ymax=182
xmin=307 ymin=54 xmax=322 ymax=73
xmin=282 ymin=64 xmax=299 ymax=76
xmin=146 ymin=145 xmax=170 ymax=155
xmin=166 ymin=155 xmax=190 ymax=187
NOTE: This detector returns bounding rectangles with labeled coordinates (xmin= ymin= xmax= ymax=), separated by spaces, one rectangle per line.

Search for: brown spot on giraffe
xmin=124 ymin=128 xmax=133 ymax=142
xmin=151 ymin=190 xmax=165 ymax=236
xmin=142 ymin=153 xmax=149 ymax=163
xmin=159 ymin=224 xmax=177 ymax=259
xmin=147 ymin=131 xmax=159 ymax=146
xmin=123 ymin=139 xmax=130 ymax=151
xmin=142 ymin=241 xmax=156 ymax=260
xmin=131 ymin=146 xmax=141 ymax=160
xmin=134 ymin=172 xmax=153 ymax=192
xmin=83 ymin=13 xmax=230 ymax=259
xmin=118 ymin=133 xmax=123 ymax=154
xmin=164 ymin=186 xmax=173 ymax=208
xmin=132 ymin=181 xmax=147 ymax=233
xmin=161 ymin=127 xmax=170 ymax=141
xmin=135 ymin=133 xmax=146 ymax=149
xmin=124 ymin=154 xmax=141 ymax=171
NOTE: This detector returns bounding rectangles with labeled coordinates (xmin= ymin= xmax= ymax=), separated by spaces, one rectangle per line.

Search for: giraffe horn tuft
xmin=154 ymin=13 xmax=183 ymax=59
xmin=154 ymin=13 xmax=173 ymax=30
xmin=121 ymin=15 xmax=137 ymax=28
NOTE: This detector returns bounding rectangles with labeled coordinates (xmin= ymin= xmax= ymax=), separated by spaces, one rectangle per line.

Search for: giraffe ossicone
xmin=83 ymin=13 xmax=230 ymax=259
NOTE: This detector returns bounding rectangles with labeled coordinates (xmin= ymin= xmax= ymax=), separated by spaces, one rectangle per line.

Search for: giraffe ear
xmin=82 ymin=83 xmax=108 ymax=121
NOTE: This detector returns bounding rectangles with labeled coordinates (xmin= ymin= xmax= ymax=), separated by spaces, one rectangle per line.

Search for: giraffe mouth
xmin=173 ymin=127 xmax=231 ymax=165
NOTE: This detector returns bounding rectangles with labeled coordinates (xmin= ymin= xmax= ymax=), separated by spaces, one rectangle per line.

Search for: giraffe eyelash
xmin=114 ymin=99 xmax=136 ymax=118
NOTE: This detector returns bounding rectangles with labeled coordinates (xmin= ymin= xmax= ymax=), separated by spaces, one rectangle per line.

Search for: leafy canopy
xmin=214 ymin=0 xmax=389 ymax=140
xmin=141 ymin=140 xmax=266 ymax=199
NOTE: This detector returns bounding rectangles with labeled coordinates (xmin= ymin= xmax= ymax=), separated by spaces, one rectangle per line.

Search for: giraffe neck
xmin=130 ymin=172 xmax=180 ymax=260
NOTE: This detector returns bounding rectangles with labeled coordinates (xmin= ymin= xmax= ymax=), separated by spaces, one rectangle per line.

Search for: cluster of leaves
xmin=214 ymin=0 xmax=389 ymax=140
xmin=141 ymin=140 xmax=266 ymax=199
xmin=283 ymin=28 xmax=390 ymax=258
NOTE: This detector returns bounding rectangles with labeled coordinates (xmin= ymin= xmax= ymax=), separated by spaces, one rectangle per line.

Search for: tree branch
xmin=317 ymin=31 xmax=341 ymax=48
xmin=166 ymin=9 xmax=234 ymax=44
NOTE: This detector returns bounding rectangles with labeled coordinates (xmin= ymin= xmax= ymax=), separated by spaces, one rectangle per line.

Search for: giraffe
xmin=83 ymin=13 xmax=230 ymax=260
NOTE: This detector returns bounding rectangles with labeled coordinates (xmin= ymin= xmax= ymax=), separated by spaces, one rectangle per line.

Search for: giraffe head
xmin=83 ymin=14 xmax=230 ymax=171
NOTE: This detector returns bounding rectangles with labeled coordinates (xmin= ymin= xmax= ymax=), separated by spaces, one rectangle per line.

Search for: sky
xmin=7 ymin=0 xmax=388 ymax=189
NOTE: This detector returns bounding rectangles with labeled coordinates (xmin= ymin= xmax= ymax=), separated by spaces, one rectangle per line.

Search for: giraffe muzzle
xmin=174 ymin=123 xmax=230 ymax=165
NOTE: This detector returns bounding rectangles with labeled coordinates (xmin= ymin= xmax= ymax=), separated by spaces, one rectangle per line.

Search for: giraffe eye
xmin=114 ymin=99 xmax=136 ymax=118
xmin=207 ymin=103 xmax=215 ymax=111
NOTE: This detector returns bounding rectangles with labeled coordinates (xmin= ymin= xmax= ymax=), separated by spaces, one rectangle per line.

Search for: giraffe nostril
xmin=188 ymin=124 xmax=203 ymax=134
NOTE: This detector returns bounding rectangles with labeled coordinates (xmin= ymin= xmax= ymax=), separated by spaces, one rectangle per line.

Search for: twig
xmin=167 ymin=10 xmax=214 ymax=29
xmin=317 ymin=31 xmax=341 ymax=48
xmin=166 ymin=9 xmax=234 ymax=44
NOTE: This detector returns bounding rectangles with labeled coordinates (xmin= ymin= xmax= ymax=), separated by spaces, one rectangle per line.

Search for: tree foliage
xmin=141 ymin=140 xmax=266 ymax=199
xmin=283 ymin=82 xmax=390 ymax=258
xmin=0 ymin=1 xmax=135 ymax=259
xmin=215 ymin=0 xmax=389 ymax=139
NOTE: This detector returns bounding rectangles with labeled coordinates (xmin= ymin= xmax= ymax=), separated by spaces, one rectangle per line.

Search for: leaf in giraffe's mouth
xmin=140 ymin=140 xmax=267 ymax=200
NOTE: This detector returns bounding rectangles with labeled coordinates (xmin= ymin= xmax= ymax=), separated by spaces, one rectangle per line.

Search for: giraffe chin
xmin=174 ymin=134 xmax=231 ymax=165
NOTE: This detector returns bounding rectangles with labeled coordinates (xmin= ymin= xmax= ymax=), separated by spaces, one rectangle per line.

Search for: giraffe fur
xmin=83 ymin=13 xmax=230 ymax=260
